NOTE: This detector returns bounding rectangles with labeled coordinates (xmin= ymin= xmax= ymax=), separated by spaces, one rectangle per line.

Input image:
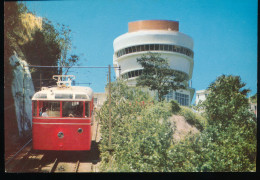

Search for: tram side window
xmin=41 ymin=101 xmax=60 ymax=117
xmin=62 ymin=101 xmax=83 ymax=117
xmin=85 ymin=102 xmax=90 ymax=117
xmin=32 ymin=101 xmax=37 ymax=117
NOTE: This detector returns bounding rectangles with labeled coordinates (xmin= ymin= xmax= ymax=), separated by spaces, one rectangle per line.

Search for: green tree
xmin=21 ymin=18 xmax=61 ymax=90
xmin=4 ymin=2 xmax=29 ymax=75
xmin=136 ymin=52 xmax=188 ymax=101
xmin=249 ymin=93 xmax=257 ymax=103
xmin=190 ymin=75 xmax=257 ymax=171
xmin=203 ymin=75 xmax=252 ymax=128
xmin=166 ymin=75 xmax=256 ymax=172
xmin=57 ymin=24 xmax=80 ymax=75
xmin=96 ymin=80 xmax=174 ymax=172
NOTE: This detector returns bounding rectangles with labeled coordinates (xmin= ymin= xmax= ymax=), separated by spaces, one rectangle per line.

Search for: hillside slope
xmin=169 ymin=115 xmax=199 ymax=142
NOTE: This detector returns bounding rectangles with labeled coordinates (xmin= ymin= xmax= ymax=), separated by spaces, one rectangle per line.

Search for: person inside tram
xmin=39 ymin=108 xmax=42 ymax=116
xmin=42 ymin=107 xmax=48 ymax=117
xmin=68 ymin=112 xmax=74 ymax=117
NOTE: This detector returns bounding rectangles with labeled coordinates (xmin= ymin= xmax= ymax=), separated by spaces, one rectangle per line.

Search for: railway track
xmin=5 ymin=141 xmax=101 ymax=173
xmin=5 ymin=115 xmax=101 ymax=173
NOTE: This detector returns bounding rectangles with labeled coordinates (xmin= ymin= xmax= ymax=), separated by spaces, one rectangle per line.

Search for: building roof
xmin=196 ymin=89 xmax=209 ymax=94
xmin=128 ymin=20 xmax=179 ymax=32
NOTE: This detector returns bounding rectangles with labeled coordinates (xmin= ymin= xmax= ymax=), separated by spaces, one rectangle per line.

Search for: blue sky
xmin=24 ymin=0 xmax=258 ymax=102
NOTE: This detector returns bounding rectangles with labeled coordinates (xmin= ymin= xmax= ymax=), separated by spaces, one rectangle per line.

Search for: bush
xmin=96 ymin=81 xmax=174 ymax=172
xmin=178 ymin=106 xmax=207 ymax=131
xmin=170 ymin=100 xmax=180 ymax=114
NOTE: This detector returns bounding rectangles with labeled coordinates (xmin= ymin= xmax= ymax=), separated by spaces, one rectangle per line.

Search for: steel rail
xmin=74 ymin=160 xmax=80 ymax=172
xmin=49 ymin=158 xmax=58 ymax=172
xmin=5 ymin=139 xmax=32 ymax=166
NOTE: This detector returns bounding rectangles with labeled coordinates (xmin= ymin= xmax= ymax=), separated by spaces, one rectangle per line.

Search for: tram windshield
xmin=41 ymin=101 xmax=60 ymax=117
xmin=62 ymin=101 xmax=83 ymax=117
xmin=33 ymin=100 xmax=90 ymax=118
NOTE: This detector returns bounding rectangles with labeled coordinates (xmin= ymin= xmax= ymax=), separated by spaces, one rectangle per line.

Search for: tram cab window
xmin=85 ymin=102 xmax=90 ymax=117
xmin=40 ymin=101 xmax=60 ymax=117
xmin=32 ymin=101 xmax=37 ymax=117
xmin=62 ymin=101 xmax=83 ymax=117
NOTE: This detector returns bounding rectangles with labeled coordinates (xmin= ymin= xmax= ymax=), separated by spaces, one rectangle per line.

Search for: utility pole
xmin=119 ymin=65 xmax=121 ymax=80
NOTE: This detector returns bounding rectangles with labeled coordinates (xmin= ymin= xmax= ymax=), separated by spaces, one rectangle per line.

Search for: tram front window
xmin=62 ymin=101 xmax=83 ymax=117
xmin=32 ymin=101 xmax=37 ymax=117
xmin=41 ymin=101 xmax=60 ymax=117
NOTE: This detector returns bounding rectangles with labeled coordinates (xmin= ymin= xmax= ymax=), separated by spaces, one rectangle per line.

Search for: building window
xmin=131 ymin=71 xmax=135 ymax=77
xmin=172 ymin=45 xmax=177 ymax=52
xmin=132 ymin=46 xmax=136 ymax=52
xmin=175 ymin=92 xmax=189 ymax=106
xmin=145 ymin=45 xmax=150 ymax=51
xmin=135 ymin=70 xmax=138 ymax=76
xmin=169 ymin=45 xmax=173 ymax=51
xmin=159 ymin=44 xmax=164 ymax=51
xmin=116 ymin=44 xmax=194 ymax=58
xmin=150 ymin=44 xmax=154 ymax=50
xmin=121 ymin=69 xmax=143 ymax=79
xmin=128 ymin=47 xmax=132 ymax=53
xmin=121 ymin=50 xmax=124 ymax=56
xmin=128 ymin=71 xmax=132 ymax=78
xmin=141 ymin=45 xmax=145 ymax=51
xmin=164 ymin=44 xmax=169 ymax=51
xmin=180 ymin=47 xmax=184 ymax=53
xmin=163 ymin=90 xmax=174 ymax=102
xmin=136 ymin=45 xmax=141 ymax=52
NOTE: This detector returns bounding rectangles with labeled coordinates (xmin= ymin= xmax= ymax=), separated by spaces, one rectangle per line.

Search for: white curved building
xmin=113 ymin=20 xmax=195 ymax=106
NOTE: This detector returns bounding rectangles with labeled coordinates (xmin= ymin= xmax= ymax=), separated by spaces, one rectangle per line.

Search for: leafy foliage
xmin=96 ymin=80 xmax=175 ymax=172
xmin=178 ymin=75 xmax=257 ymax=171
xmin=97 ymin=75 xmax=256 ymax=172
xmin=170 ymin=100 xmax=181 ymax=114
xmin=203 ymin=75 xmax=251 ymax=127
xmin=178 ymin=106 xmax=207 ymax=131
xmin=4 ymin=2 xmax=81 ymax=90
xmin=4 ymin=2 xmax=29 ymax=81
xmin=136 ymin=52 xmax=188 ymax=101
xmin=249 ymin=93 xmax=257 ymax=103
xmin=21 ymin=18 xmax=61 ymax=89
xmin=56 ymin=24 xmax=80 ymax=75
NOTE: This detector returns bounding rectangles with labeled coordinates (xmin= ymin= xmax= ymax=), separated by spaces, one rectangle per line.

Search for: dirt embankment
xmin=168 ymin=115 xmax=199 ymax=142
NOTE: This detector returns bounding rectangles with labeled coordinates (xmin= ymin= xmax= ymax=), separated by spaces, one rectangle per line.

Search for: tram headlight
xmin=78 ymin=128 xmax=83 ymax=133
xmin=58 ymin=132 xmax=64 ymax=138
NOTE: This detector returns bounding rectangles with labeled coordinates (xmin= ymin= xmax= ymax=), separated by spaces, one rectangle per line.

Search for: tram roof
xmin=32 ymin=86 xmax=94 ymax=101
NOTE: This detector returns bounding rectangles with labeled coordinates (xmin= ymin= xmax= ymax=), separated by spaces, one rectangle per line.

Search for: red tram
xmin=32 ymin=75 xmax=94 ymax=151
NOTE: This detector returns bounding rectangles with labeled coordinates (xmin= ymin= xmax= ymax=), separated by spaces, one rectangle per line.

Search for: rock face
xmin=9 ymin=52 xmax=35 ymax=136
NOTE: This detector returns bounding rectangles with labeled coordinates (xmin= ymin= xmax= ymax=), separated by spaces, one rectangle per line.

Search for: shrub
xmin=96 ymin=81 xmax=174 ymax=172
xmin=178 ymin=106 xmax=207 ymax=131
xmin=170 ymin=100 xmax=180 ymax=114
